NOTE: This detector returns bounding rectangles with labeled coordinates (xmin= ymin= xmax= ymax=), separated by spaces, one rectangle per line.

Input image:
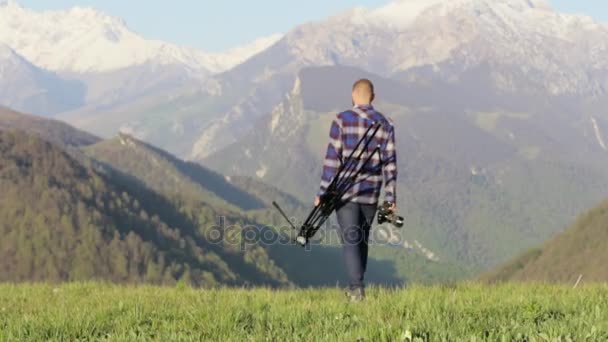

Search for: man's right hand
xmin=314 ymin=196 xmax=321 ymax=207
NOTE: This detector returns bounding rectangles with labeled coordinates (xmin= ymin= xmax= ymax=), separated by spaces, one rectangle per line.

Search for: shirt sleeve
xmin=318 ymin=118 xmax=343 ymax=197
xmin=382 ymin=125 xmax=398 ymax=204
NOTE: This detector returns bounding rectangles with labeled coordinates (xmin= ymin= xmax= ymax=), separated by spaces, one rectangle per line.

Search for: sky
xmin=18 ymin=0 xmax=608 ymax=52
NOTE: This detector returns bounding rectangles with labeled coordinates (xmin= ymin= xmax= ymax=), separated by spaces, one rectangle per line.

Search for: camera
xmin=377 ymin=201 xmax=404 ymax=228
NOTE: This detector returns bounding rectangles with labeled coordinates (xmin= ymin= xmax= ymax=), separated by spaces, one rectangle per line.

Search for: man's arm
xmin=382 ymin=126 xmax=397 ymax=204
xmin=318 ymin=119 xmax=343 ymax=198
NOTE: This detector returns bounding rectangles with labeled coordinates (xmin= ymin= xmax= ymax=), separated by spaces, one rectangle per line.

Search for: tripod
xmin=273 ymin=121 xmax=387 ymax=246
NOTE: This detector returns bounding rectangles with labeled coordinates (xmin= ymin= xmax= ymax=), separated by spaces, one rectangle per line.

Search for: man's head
xmin=352 ymin=79 xmax=375 ymax=106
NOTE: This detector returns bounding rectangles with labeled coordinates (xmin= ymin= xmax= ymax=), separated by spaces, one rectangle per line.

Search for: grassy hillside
xmin=484 ymin=199 xmax=608 ymax=283
xmin=1 ymin=283 xmax=607 ymax=340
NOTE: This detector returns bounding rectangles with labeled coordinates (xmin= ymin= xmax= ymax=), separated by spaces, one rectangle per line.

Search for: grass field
xmin=0 ymin=283 xmax=606 ymax=341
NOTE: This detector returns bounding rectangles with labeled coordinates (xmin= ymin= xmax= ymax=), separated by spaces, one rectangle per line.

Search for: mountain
xmin=0 ymin=1 xmax=282 ymax=116
xmin=192 ymin=0 xmax=608 ymax=270
xmin=281 ymin=0 xmax=606 ymax=92
xmin=45 ymin=0 xmax=608 ymax=271
xmin=60 ymin=0 xmax=608 ymax=157
xmin=0 ymin=43 xmax=85 ymax=116
xmin=0 ymin=1 xmax=281 ymax=74
xmin=85 ymin=133 xmax=266 ymax=212
xmin=0 ymin=106 xmax=99 ymax=147
xmin=204 ymin=64 xmax=608 ymax=270
xmin=211 ymin=34 xmax=284 ymax=74
xmin=483 ymin=199 xmax=608 ymax=283
xmin=0 ymin=129 xmax=283 ymax=285
xmin=0 ymin=108 xmax=295 ymax=286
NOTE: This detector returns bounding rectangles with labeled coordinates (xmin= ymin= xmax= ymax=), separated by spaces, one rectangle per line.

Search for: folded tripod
xmin=273 ymin=121 xmax=386 ymax=246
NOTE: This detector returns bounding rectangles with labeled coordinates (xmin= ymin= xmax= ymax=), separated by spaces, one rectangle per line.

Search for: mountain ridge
xmin=0 ymin=106 xmax=99 ymax=147
xmin=0 ymin=43 xmax=86 ymax=116
xmin=0 ymin=129 xmax=248 ymax=285
xmin=483 ymin=199 xmax=608 ymax=283
xmin=165 ymin=0 xmax=608 ymax=159
xmin=0 ymin=1 xmax=284 ymax=117
xmin=86 ymin=132 xmax=267 ymax=212
xmin=0 ymin=0 xmax=282 ymax=74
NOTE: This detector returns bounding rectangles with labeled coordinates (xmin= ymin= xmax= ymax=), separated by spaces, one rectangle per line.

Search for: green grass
xmin=1 ymin=283 xmax=606 ymax=341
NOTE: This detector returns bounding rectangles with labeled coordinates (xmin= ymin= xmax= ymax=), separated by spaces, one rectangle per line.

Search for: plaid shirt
xmin=318 ymin=104 xmax=397 ymax=205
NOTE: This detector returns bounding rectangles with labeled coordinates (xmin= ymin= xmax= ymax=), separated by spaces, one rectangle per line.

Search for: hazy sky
xmin=18 ymin=0 xmax=608 ymax=52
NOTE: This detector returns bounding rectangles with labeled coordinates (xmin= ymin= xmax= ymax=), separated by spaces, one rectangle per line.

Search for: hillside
xmin=484 ymin=199 xmax=608 ymax=283
xmin=85 ymin=133 xmax=265 ymax=212
xmin=205 ymin=66 xmax=608 ymax=270
xmin=0 ymin=43 xmax=85 ymax=116
xmin=0 ymin=106 xmax=99 ymax=147
xmin=0 ymin=129 xmax=289 ymax=286
xmin=85 ymin=131 xmax=466 ymax=285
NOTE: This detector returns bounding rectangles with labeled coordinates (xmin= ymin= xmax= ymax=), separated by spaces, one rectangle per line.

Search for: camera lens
xmin=393 ymin=216 xmax=404 ymax=228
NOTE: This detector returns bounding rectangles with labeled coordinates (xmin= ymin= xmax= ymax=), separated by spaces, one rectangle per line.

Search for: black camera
xmin=377 ymin=201 xmax=404 ymax=228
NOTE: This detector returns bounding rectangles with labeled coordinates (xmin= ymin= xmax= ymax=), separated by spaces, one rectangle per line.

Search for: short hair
xmin=352 ymin=79 xmax=374 ymax=99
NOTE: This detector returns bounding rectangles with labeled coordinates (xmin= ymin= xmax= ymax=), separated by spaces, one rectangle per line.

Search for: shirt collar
xmin=353 ymin=104 xmax=375 ymax=121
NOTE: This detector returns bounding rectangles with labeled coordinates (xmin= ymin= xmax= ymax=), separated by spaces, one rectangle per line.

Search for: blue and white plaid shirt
xmin=318 ymin=104 xmax=397 ymax=205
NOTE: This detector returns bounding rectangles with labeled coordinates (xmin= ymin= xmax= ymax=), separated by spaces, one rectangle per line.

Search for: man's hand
xmin=314 ymin=196 xmax=321 ymax=207
xmin=387 ymin=202 xmax=396 ymax=213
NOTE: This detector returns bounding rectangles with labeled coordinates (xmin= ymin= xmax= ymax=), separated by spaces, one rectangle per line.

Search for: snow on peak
xmin=231 ymin=33 xmax=284 ymax=57
xmin=0 ymin=2 xmax=281 ymax=74
xmin=202 ymin=33 xmax=283 ymax=72
xmin=350 ymin=0 xmax=555 ymax=29
xmin=371 ymin=0 xmax=443 ymax=27
xmin=0 ymin=3 xmax=177 ymax=73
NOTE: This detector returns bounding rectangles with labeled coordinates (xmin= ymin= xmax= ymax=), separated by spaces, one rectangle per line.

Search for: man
xmin=315 ymin=79 xmax=398 ymax=302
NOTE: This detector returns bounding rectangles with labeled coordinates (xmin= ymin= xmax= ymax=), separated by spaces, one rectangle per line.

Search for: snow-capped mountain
xmin=0 ymin=42 xmax=84 ymax=115
xmin=178 ymin=0 xmax=608 ymax=159
xmin=237 ymin=0 xmax=608 ymax=96
xmin=354 ymin=0 xmax=552 ymax=30
xmin=201 ymin=34 xmax=284 ymax=74
xmin=44 ymin=0 xmax=608 ymax=151
xmin=0 ymin=0 xmax=282 ymax=74
xmin=0 ymin=0 xmax=283 ymax=116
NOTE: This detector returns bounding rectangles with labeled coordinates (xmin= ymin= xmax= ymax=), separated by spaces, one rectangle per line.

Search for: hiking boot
xmin=345 ymin=287 xmax=365 ymax=302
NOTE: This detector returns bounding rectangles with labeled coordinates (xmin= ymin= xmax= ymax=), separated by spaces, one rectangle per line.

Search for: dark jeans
xmin=335 ymin=201 xmax=377 ymax=290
